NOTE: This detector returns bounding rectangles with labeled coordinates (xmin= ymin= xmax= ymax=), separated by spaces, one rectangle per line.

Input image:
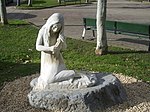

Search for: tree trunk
xmin=28 ymin=0 xmax=32 ymax=7
xmin=16 ymin=0 xmax=21 ymax=6
xmin=0 ymin=0 xmax=8 ymax=25
xmin=86 ymin=0 xmax=89 ymax=3
xmin=58 ymin=0 xmax=61 ymax=4
xmin=95 ymin=0 xmax=107 ymax=55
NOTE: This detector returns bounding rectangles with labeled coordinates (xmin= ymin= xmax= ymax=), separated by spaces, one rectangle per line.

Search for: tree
xmin=16 ymin=0 xmax=21 ymax=6
xmin=58 ymin=0 xmax=61 ymax=4
xmin=95 ymin=0 xmax=107 ymax=55
xmin=28 ymin=0 xmax=32 ymax=7
xmin=86 ymin=0 xmax=90 ymax=3
xmin=0 ymin=0 xmax=8 ymax=25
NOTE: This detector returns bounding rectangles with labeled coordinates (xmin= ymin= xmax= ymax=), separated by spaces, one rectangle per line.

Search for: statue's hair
xmin=41 ymin=13 xmax=66 ymax=49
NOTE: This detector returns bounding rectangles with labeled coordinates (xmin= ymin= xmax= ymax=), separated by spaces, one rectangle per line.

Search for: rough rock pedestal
xmin=28 ymin=73 xmax=127 ymax=112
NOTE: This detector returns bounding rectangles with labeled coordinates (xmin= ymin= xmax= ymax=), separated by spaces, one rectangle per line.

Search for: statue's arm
xmin=36 ymin=30 xmax=54 ymax=52
xmin=55 ymin=38 xmax=62 ymax=48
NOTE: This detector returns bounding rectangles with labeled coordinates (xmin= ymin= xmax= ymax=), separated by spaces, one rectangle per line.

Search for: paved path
xmin=6 ymin=0 xmax=150 ymax=51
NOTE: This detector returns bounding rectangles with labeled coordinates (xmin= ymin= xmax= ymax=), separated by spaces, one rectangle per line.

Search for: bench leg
xmin=82 ymin=27 xmax=86 ymax=39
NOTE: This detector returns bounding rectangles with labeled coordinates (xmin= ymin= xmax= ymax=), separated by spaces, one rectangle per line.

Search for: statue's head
xmin=43 ymin=13 xmax=66 ymax=49
xmin=45 ymin=13 xmax=64 ymax=34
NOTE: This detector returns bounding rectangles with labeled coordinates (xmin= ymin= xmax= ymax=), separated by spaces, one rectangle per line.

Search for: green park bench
xmin=82 ymin=18 xmax=150 ymax=51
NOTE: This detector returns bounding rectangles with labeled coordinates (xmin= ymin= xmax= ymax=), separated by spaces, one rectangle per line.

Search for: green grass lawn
xmin=0 ymin=20 xmax=149 ymax=89
xmin=18 ymin=0 xmax=87 ymax=9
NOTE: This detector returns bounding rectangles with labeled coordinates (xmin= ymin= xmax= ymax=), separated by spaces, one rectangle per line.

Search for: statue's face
xmin=51 ymin=23 xmax=61 ymax=33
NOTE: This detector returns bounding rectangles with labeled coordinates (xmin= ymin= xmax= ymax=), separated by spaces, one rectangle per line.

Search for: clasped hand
xmin=50 ymin=45 xmax=58 ymax=54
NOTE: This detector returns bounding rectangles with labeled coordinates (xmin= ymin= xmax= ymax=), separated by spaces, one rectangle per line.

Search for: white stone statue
xmin=28 ymin=13 xmax=126 ymax=112
xmin=32 ymin=13 xmax=97 ymax=90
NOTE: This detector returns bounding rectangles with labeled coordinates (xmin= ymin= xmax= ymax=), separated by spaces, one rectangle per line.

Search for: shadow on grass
xmin=116 ymin=38 xmax=149 ymax=46
xmin=7 ymin=13 xmax=37 ymax=20
xmin=21 ymin=0 xmax=46 ymax=4
xmin=8 ymin=23 xmax=30 ymax=26
xmin=33 ymin=1 xmax=46 ymax=4
xmin=0 ymin=61 xmax=40 ymax=90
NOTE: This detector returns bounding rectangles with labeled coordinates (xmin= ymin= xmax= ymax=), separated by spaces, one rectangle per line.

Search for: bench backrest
xmin=117 ymin=22 xmax=149 ymax=36
xmin=83 ymin=18 xmax=116 ymax=30
xmin=83 ymin=18 xmax=96 ymax=28
xmin=83 ymin=18 xmax=150 ymax=37
xmin=105 ymin=21 xmax=116 ymax=31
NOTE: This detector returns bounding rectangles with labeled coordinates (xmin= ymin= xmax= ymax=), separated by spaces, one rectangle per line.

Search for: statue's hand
xmin=50 ymin=46 xmax=58 ymax=54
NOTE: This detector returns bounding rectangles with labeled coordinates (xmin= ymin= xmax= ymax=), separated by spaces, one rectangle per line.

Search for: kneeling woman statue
xmin=32 ymin=13 xmax=97 ymax=90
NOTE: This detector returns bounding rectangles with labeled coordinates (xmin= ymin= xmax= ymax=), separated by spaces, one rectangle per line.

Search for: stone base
xmin=28 ymin=73 xmax=127 ymax=112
